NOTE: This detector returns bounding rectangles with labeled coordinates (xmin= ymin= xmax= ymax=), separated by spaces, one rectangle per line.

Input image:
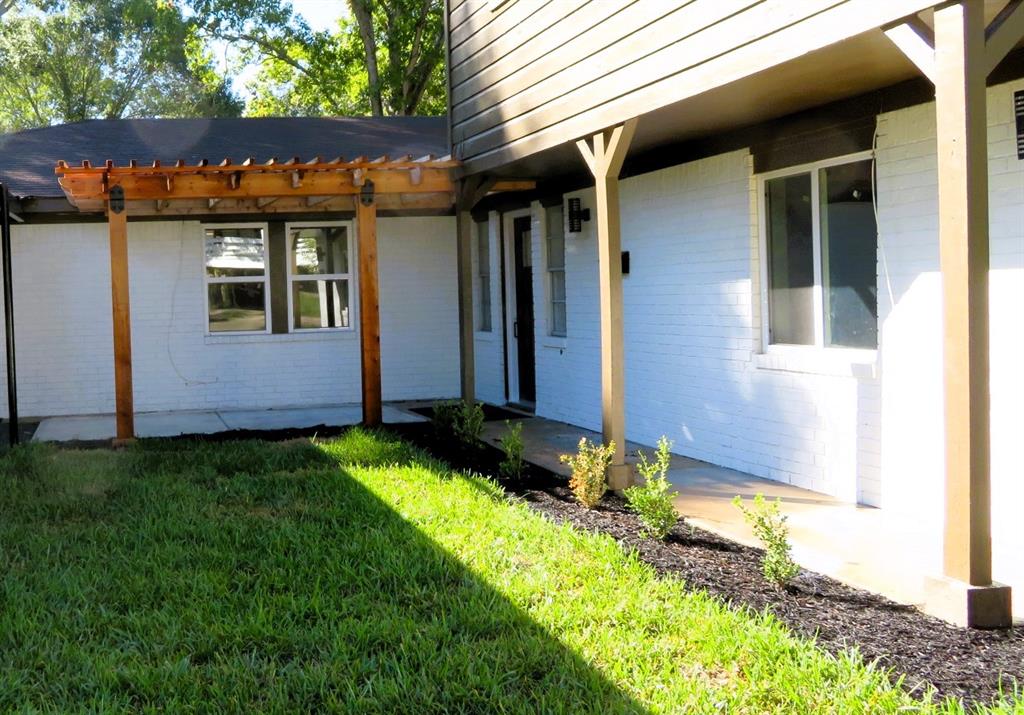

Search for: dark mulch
xmin=393 ymin=424 xmax=1024 ymax=710
xmin=407 ymin=402 xmax=531 ymax=422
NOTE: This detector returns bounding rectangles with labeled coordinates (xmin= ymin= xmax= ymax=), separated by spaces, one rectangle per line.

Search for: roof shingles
xmin=0 ymin=116 xmax=448 ymax=198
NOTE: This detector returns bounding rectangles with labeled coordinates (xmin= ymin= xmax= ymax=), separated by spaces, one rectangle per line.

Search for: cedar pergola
xmin=55 ymin=154 xmax=460 ymax=441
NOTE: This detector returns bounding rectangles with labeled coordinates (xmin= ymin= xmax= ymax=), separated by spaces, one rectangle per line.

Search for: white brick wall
xmin=0 ymin=216 xmax=459 ymax=416
xmin=876 ymin=79 xmax=1024 ymax=594
xmin=523 ymin=151 xmax=881 ymax=504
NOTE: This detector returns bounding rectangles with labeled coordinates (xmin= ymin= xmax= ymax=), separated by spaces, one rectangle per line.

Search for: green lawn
xmin=0 ymin=431 xmax=1018 ymax=713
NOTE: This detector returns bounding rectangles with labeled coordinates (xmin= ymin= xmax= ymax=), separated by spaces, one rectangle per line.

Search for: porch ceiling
xmin=54 ymin=155 xmax=461 ymax=217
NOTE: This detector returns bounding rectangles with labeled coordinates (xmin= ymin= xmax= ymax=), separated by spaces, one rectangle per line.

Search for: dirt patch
xmin=393 ymin=423 xmax=1023 ymax=709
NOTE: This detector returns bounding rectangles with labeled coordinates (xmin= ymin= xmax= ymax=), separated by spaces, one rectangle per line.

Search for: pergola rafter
xmin=55 ymin=154 xmax=460 ymax=216
xmin=53 ymin=154 xmax=462 ymax=439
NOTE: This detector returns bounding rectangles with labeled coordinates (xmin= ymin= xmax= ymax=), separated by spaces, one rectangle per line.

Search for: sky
xmin=290 ymin=0 xmax=348 ymax=33
xmin=215 ymin=0 xmax=349 ymax=101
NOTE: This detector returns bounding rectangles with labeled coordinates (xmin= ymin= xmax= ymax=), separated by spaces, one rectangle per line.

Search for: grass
xmin=0 ymin=430 xmax=1019 ymax=713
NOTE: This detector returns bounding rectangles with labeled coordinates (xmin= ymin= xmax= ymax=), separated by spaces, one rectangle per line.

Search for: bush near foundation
xmin=624 ymin=436 xmax=679 ymax=539
xmin=733 ymin=493 xmax=800 ymax=587
xmin=560 ymin=437 xmax=615 ymax=508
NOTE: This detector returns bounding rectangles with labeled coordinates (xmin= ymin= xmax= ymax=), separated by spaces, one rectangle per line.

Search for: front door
xmin=512 ymin=216 xmax=536 ymax=405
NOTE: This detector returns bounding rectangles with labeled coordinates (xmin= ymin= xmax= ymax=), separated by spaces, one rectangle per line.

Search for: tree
xmin=347 ymin=0 xmax=445 ymax=116
xmin=191 ymin=0 xmax=446 ymax=117
xmin=0 ymin=1 xmax=242 ymax=132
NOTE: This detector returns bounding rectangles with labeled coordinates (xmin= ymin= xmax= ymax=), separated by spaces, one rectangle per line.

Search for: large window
xmin=288 ymin=224 xmax=352 ymax=331
xmin=546 ymin=205 xmax=566 ymax=337
xmin=204 ymin=225 xmax=269 ymax=333
xmin=761 ymin=155 xmax=877 ymax=350
xmin=476 ymin=220 xmax=491 ymax=332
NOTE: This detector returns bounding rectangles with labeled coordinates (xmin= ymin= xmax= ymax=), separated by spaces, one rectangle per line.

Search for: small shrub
xmin=433 ymin=400 xmax=485 ymax=445
xmin=560 ymin=437 xmax=615 ymax=508
xmin=498 ymin=421 xmax=525 ymax=481
xmin=733 ymin=493 xmax=800 ymax=587
xmin=624 ymin=436 xmax=679 ymax=539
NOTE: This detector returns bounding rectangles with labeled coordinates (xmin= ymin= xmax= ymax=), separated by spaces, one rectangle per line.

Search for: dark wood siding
xmin=448 ymin=0 xmax=938 ymax=175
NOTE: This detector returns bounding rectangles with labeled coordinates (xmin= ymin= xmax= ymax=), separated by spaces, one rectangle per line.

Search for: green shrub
xmin=433 ymin=400 xmax=485 ymax=445
xmin=624 ymin=436 xmax=679 ymax=539
xmin=560 ymin=437 xmax=615 ymax=508
xmin=498 ymin=421 xmax=525 ymax=481
xmin=733 ymin=493 xmax=800 ymax=587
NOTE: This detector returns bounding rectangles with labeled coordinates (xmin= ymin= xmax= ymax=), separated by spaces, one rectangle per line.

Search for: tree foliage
xmin=192 ymin=0 xmax=446 ymax=117
xmin=0 ymin=0 xmax=242 ymax=132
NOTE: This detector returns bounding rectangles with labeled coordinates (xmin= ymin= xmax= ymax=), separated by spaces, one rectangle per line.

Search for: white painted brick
xmin=0 ymin=217 xmax=459 ymax=416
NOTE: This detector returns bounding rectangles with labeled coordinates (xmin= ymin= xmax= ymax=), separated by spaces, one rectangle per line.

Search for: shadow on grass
xmin=0 ymin=435 xmax=649 ymax=713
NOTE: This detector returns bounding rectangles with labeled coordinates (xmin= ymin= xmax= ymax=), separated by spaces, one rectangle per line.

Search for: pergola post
xmin=577 ymin=119 xmax=637 ymax=491
xmin=456 ymin=207 xmax=476 ymax=403
xmin=885 ymin=0 xmax=1019 ymax=627
xmin=107 ymin=185 xmax=134 ymax=442
xmin=357 ymin=186 xmax=382 ymax=427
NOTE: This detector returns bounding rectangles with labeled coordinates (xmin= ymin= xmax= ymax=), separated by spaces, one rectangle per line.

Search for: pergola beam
xmin=107 ymin=185 xmax=134 ymax=442
xmin=357 ymin=191 xmax=382 ymax=427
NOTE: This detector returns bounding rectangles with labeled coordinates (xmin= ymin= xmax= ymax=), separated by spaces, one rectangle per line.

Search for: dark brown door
xmin=513 ymin=216 xmax=535 ymax=404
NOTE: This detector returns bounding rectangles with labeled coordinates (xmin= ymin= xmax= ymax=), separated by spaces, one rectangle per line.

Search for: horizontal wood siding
xmin=449 ymin=0 xmax=938 ymax=174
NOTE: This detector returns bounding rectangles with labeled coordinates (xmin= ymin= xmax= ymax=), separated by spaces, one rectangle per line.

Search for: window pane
xmin=551 ymin=302 xmax=566 ymax=337
xmin=292 ymin=279 xmax=350 ymax=329
xmin=550 ymin=270 xmax=565 ymax=302
xmin=207 ymin=282 xmax=265 ymax=332
xmin=205 ymin=228 xmax=265 ymax=278
xmin=291 ymin=226 xmax=348 ymax=276
xmin=476 ymin=221 xmax=489 ymax=275
xmin=547 ymin=206 xmax=565 ymax=270
xmin=820 ymin=160 xmax=877 ymax=349
xmin=766 ymin=174 xmax=815 ymax=345
xmin=479 ymin=276 xmax=492 ymax=332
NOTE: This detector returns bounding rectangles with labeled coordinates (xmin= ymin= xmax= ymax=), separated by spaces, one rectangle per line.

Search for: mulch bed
xmin=392 ymin=424 xmax=1024 ymax=709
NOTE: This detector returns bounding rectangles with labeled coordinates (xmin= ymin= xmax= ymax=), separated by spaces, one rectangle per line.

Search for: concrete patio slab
xmin=33 ymin=403 xmax=426 ymax=443
xmin=481 ymin=415 xmax=976 ymax=618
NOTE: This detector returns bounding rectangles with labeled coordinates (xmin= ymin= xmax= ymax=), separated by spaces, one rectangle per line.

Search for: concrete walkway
xmin=32 ymin=403 xmax=426 ymax=443
xmin=481 ymin=416 xmax=954 ymax=617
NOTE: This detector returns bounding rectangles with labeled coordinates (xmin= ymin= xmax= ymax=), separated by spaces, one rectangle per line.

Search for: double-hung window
xmin=204 ymin=225 xmax=270 ymax=333
xmin=476 ymin=220 xmax=492 ymax=332
xmin=760 ymin=154 xmax=878 ymax=350
xmin=546 ymin=204 xmax=567 ymax=337
xmin=288 ymin=224 xmax=352 ymax=331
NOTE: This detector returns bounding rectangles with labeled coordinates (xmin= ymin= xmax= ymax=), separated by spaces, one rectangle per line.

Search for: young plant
xmin=560 ymin=437 xmax=615 ymax=508
xmin=498 ymin=420 xmax=525 ymax=481
xmin=432 ymin=399 xmax=485 ymax=446
xmin=733 ymin=493 xmax=800 ymax=587
xmin=624 ymin=436 xmax=679 ymax=539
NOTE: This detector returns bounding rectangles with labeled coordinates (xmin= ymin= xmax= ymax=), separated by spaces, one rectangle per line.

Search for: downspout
xmin=0 ymin=184 xmax=18 ymax=446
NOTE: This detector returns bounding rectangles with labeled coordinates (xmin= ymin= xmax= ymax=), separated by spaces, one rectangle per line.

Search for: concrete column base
xmin=923 ymin=576 xmax=1012 ymax=629
xmin=607 ymin=462 xmax=635 ymax=492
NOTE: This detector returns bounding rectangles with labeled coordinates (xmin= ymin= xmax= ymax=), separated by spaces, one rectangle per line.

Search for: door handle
xmin=513 ymin=321 xmax=518 ymax=339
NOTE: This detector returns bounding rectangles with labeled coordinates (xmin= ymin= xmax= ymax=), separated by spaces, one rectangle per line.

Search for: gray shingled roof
xmin=0 ymin=116 xmax=448 ymax=198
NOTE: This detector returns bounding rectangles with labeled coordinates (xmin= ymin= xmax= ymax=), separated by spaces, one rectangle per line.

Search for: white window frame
xmin=285 ymin=220 xmax=356 ymax=333
xmin=756 ymin=150 xmax=877 ymax=360
xmin=545 ymin=203 xmax=567 ymax=339
xmin=201 ymin=222 xmax=272 ymax=336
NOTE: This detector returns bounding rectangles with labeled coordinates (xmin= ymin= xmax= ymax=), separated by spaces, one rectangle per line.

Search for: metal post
xmin=0 ymin=184 xmax=18 ymax=446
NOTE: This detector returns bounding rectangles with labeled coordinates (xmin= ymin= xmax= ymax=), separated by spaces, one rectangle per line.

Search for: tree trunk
xmin=348 ymin=0 xmax=384 ymax=116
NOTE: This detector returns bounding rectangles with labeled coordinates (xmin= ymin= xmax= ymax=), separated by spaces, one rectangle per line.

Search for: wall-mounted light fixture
xmin=567 ymin=197 xmax=590 ymax=233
